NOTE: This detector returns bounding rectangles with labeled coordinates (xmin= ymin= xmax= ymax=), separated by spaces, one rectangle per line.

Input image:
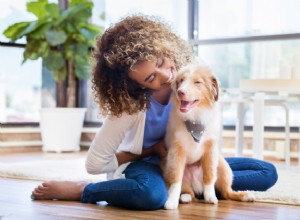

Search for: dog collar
xmin=184 ymin=120 xmax=205 ymax=143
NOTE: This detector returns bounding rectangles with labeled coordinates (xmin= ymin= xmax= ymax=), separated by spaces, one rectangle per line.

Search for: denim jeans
xmin=81 ymin=157 xmax=278 ymax=210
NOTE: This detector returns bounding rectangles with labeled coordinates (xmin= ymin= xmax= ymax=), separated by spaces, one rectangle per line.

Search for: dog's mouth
xmin=180 ymin=100 xmax=198 ymax=112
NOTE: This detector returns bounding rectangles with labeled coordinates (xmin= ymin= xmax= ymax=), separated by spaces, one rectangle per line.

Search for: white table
xmin=239 ymin=79 xmax=300 ymax=166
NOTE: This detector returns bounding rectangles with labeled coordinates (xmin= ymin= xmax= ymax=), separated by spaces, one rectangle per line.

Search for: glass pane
xmin=198 ymin=0 xmax=300 ymax=38
xmin=102 ymin=0 xmax=188 ymax=39
xmin=0 ymin=47 xmax=42 ymax=123
xmin=197 ymin=40 xmax=300 ymax=127
xmin=197 ymin=39 xmax=300 ymax=88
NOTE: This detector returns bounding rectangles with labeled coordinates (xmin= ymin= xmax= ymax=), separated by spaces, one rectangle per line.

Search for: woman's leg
xmin=81 ymin=160 xmax=168 ymax=210
xmin=225 ymin=157 xmax=278 ymax=191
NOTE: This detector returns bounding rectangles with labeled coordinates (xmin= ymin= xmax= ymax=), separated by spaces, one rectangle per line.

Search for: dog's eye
xmin=195 ymin=81 xmax=202 ymax=84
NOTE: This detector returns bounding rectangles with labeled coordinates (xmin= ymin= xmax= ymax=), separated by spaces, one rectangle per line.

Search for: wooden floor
xmin=1 ymin=148 xmax=300 ymax=220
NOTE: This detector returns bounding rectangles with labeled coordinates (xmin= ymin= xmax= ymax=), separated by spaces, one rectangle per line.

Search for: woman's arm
xmin=116 ymin=139 xmax=168 ymax=165
xmin=85 ymin=115 xmax=132 ymax=174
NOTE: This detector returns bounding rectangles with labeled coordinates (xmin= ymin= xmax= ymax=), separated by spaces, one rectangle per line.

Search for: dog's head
xmin=171 ymin=63 xmax=219 ymax=113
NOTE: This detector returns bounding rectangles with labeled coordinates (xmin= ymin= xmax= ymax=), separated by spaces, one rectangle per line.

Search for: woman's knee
xmin=131 ymin=183 xmax=168 ymax=210
xmin=261 ymin=161 xmax=278 ymax=190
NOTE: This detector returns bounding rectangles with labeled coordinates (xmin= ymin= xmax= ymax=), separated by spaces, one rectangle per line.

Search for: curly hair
xmin=92 ymin=14 xmax=194 ymax=117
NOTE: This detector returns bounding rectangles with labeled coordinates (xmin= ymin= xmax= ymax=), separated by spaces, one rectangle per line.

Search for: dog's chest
xmin=176 ymin=129 xmax=205 ymax=164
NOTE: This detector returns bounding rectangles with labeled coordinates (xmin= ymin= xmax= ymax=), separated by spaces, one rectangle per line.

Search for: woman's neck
xmin=151 ymin=86 xmax=172 ymax=105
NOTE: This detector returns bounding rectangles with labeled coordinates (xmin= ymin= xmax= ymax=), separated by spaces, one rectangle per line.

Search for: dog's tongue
xmin=180 ymin=101 xmax=193 ymax=112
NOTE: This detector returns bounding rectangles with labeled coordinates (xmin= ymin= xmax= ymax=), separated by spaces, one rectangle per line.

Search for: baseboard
xmin=1 ymin=126 xmax=299 ymax=159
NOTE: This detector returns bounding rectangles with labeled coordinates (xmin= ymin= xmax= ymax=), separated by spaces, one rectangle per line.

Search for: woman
xmin=31 ymin=15 xmax=278 ymax=210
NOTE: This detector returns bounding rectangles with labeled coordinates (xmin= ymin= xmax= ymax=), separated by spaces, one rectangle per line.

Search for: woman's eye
xmin=157 ymin=58 xmax=164 ymax=67
xmin=148 ymin=74 xmax=156 ymax=83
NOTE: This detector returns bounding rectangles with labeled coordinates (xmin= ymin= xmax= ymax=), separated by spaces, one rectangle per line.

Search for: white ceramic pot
xmin=40 ymin=108 xmax=86 ymax=153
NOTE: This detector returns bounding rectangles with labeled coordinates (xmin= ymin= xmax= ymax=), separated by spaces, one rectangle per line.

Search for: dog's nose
xmin=177 ymin=89 xmax=185 ymax=98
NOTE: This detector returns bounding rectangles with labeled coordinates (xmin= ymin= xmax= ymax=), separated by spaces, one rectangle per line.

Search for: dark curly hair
xmin=92 ymin=14 xmax=194 ymax=117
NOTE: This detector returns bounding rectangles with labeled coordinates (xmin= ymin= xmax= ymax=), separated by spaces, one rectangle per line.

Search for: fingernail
xmin=31 ymin=195 xmax=35 ymax=200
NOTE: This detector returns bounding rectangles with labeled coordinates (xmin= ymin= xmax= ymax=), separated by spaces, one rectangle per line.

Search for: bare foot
xmin=31 ymin=181 xmax=88 ymax=201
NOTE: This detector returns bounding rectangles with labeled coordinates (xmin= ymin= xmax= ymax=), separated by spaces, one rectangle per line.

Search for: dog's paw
xmin=204 ymin=195 xmax=218 ymax=204
xmin=180 ymin=193 xmax=192 ymax=204
xmin=242 ymin=192 xmax=255 ymax=202
xmin=204 ymin=185 xmax=218 ymax=204
xmin=164 ymin=198 xmax=179 ymax=210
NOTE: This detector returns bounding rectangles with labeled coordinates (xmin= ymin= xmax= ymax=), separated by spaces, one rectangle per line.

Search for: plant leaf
xmin=21 ymin=19 xmax=49 ymax=36
xmin=3 ymin=22 xmax=31 ymax=41
xmin=54 ymin=5 xmax=88 ymax=25
xmin=45 ymin=29 xmax=67 ymax=46
xmin=23 ymin=39 xmax=50 ymax=62
xmin=69 ymin=0 xmax=93 ymax=9
xmin=45 ymin=3 xmax=60 ymax=18
xmin=29 ymin=22 xmax=52 ymax=39
xmin=78 ymin=24 xmax=102 ymax=44
xmin=26 ymin=0 xmax=48 ymax=19
xmin=43 ymin=50 xmax=65 ymax=71
xmin=74 ymin=55 xmax=91 ymax=79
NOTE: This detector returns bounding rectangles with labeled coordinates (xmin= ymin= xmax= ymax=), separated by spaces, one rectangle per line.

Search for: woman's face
xmin=128 ymin=57 xmax=177 ymax=90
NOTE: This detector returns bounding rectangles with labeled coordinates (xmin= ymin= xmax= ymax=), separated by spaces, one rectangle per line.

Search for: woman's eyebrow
xmin=144 ymin=73 xmax=154 ymax=82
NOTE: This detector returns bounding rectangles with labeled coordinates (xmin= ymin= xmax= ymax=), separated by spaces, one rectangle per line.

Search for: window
xmin=0 ymin=47 xmax=42 ymax=123
xmin=2 ymin=0 xmax=189 ymax=123
xmin=0 ymin=1 xmax=44 ymax=123
xmin=193 ymin=0 xmax=300 ymax=127
xmin=103 ymin=0 xmax=188 ymax=39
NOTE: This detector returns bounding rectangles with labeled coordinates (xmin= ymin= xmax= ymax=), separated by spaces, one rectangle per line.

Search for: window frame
xmin=187 ymin=0 xmax=300 ymax=132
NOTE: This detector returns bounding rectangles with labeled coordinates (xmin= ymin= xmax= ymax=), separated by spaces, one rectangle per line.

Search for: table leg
xmin=252 ymin=93 xmax=265 ymax=159
xmin=236 ymin=102 xmax=244 ymax=157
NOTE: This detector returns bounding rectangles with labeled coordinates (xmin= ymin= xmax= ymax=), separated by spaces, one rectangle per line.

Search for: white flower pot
xmin=40 ymin=108 xmax=86 ymax=153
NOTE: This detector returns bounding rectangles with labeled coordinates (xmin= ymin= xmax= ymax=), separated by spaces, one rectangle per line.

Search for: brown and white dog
xmin=162 ymin=63 xmax=255 ymax=209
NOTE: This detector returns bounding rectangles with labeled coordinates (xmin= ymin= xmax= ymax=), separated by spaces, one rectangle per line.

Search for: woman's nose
xmin=156 ymin=67 xmax=169 ymax=81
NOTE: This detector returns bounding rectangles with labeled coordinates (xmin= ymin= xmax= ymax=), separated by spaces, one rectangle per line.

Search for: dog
xmin=162 ymin=63 xmax=255 ymax=210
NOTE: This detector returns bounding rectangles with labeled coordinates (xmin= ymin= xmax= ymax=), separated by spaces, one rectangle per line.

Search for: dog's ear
xmin=210 ymin=76 xmax=219 ymax=101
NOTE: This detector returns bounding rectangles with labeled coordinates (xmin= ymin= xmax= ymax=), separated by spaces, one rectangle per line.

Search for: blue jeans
xmin=81 ymin=157 xmax=278 ymax=210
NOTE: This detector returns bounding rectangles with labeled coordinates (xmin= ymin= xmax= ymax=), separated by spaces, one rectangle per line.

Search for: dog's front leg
xmin=164 ymin=142 xmax=187 ymax=210
xmin=202 ymin=140 xmax=219 ymax=204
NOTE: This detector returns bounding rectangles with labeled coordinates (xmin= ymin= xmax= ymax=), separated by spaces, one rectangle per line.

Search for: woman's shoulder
xmin=106 ymin=110 xmax=146 ymax=122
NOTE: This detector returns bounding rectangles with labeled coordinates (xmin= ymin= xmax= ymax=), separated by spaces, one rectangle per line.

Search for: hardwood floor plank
xmin=1 ymin=150 xmax=300 ymax=220
xmin=1 ymin=177 xmax=300 ymax=220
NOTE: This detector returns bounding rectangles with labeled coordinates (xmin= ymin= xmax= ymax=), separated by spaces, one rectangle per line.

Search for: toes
xmin=38 ymin=185 xmax=46 ymax=191
xmin=42 ymin=182 xmax=51 ymax=187
xmin=31 ymin=191 xmax=44 ymax=200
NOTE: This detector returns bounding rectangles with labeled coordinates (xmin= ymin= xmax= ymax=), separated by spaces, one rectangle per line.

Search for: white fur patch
xmin=180 ymin=193 xmax=192 ymax=203
xmin=204 ymin=185 xmax=218 ymax=204
xmin=164 ymin=182 xmax=182 ymax=209
xmin=242 ymin=192 xmax=256 ymax=202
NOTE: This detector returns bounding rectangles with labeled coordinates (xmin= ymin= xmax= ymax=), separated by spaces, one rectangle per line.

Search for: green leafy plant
xmin=3 ymin=0 xmax=103 ymax=107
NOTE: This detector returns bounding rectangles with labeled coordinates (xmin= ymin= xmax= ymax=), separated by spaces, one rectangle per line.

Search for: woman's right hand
xmin=153 ymin=140 xmax=168 ymax=159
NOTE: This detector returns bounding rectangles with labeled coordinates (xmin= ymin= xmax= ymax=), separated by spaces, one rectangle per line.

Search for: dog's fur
xmin=162 ymin=63 xmax=255 ymax=210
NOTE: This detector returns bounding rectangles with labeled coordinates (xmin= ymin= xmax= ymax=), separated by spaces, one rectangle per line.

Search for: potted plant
xmin=3 ymin=0 xmax=103 ymax=152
